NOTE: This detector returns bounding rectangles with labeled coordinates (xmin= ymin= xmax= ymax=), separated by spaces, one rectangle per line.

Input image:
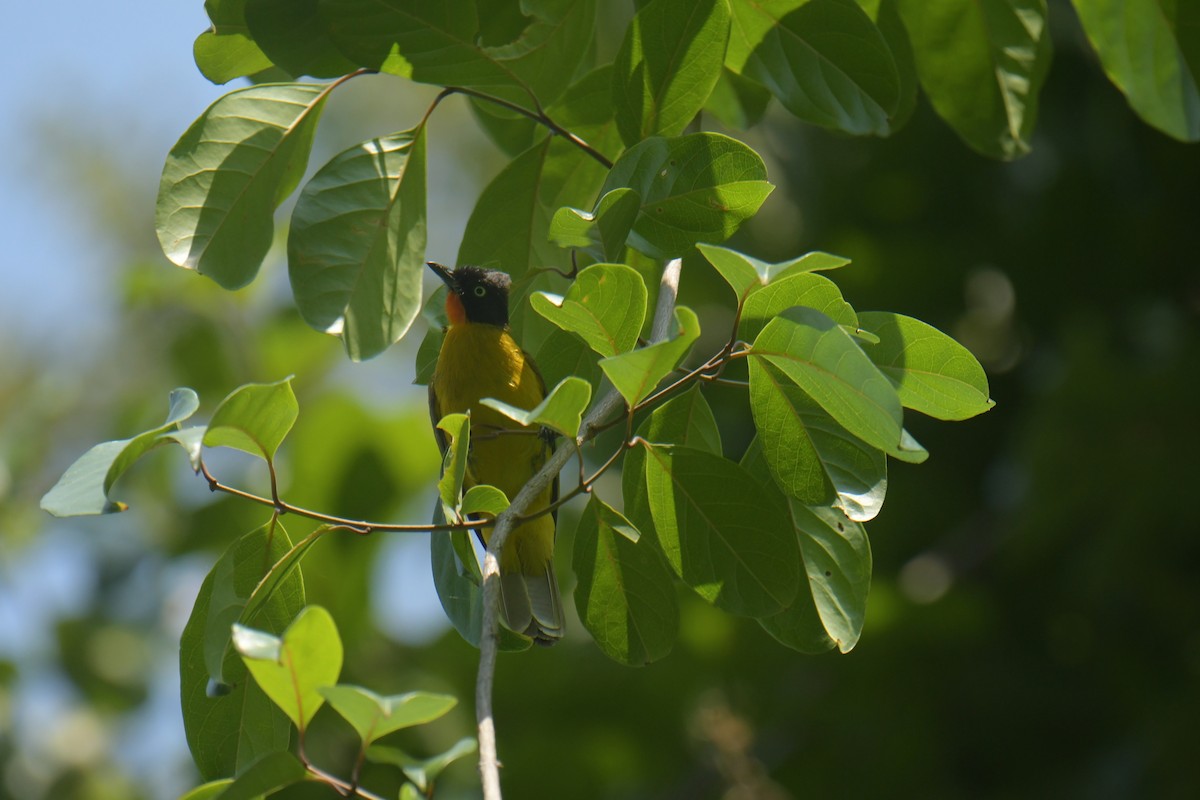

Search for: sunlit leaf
xmin=482 ymin=376 xmax=593 ymax=437
xmin=289 ymin=129 xmax=427 ymax=361
xmin=613 ymin=0 xmax=730 ymax=145
xmin=573 ymin=495 xmax=678 ymax=665
xmin=790 ymin=501 xmax=871 ymax=653
xmin=727 ymin=0 xmax=900 ymax=135
xmin=177 ymin=779 xmax=234 ymax=800
xmin=895 ymin=0 xmax=1052 ymax=159
xmin=157 ymin=83 xmax=329 ymax=289
xmin=530 ymin=263 xmax=648 ymax=358
xmin=601 ymin=133 xmax=774 ymax=258
xmin=548 ymin=188 xmax=642 ymax=262
xmin=738 ymin=271 xmax=857 ymax=342
xmin=320 ymin=685 xmax=457 ymax=745
xmin=194 ymin=0 xmax=275 ymax=85
xmin=435 ymin=413 xmax=470 ymax=520
xmin=600 ymin=306 xmax=700 ymax=407
xmin=703 ymin=67 xmax=772 ymax=129
xmin=697 ymin=243 xmax=850 ymax=300
xmin=204 ymin=379 xmax=299 ymax=465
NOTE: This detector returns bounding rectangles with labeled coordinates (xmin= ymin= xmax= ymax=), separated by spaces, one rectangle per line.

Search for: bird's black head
xmin=427 ymin=262 xmax=511 ymax=328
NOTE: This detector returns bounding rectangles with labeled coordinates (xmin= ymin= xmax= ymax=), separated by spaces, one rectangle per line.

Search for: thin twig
xmin=474 ymin=258 xmax=682 ymax=800
xmin=305 ymin=762 xmax=389 ymax=800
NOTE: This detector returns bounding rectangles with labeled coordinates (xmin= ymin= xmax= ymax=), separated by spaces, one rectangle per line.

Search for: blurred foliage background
xmin=3 ymin=3 xmax=1199 ymax=799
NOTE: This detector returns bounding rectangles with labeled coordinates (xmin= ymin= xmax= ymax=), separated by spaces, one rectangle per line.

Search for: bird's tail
xmin=500 ymin=564 xmax=564 ymax=646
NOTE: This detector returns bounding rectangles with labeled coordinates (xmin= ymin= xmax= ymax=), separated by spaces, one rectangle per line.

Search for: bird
xmin=426 ymin=261 xmax=564 ymax=645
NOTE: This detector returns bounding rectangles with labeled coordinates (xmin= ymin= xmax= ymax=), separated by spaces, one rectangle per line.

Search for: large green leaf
xmin=1071 ymin=0 xmax=1200 ymax=142
xmin=727 ymin=0 xmax=900 ymax=135
xmin=642 ymin=444 xmax=799 ymax=616
xmin=855 ymin=0 xmax=919 ymax=130
xmin=530 ymin=263 xmax=648 ymax=358
xmin=738 ymin=271 xmax=857 ymax=343
xmin=750 ymin=307 xmax=904 ymax=458
xmin=858 ymin=311 xmax=994 ymax=421
xmin=703 ymin=67 xmax=773 ymax=129
xmin=573 ymin=495 xmax=678 ymax=665
xmin=895 ymin=0 xmax=1052 ymax=159
xmin=320 ymin=0 xmax=595 ymax=109
xmin=612 ymin=0 xmax=730 ymax=145
xmin=319 ymin=685 xmax=457 ymax=745
xmin=790 ymin=501 xmax=871 ymax=652
xmin=698 ymin=243 xmax=849 ymax=301
xmin=194 ymin=0 xmax=275 ymax=85
xmin=748 ymin=360 xmax=887 ymax=521
xmin=457 ymin=66 xmax=622 ymax=277
xmin=41 ymin=388 xmax=199 ymax=517
xmin=245 ymin=0 xmax=358 ymax=78
xmin=179 ymin=525 xmax=302 ymax=780
xmin=204 ymin=379 xmax=299 ymax=465
xmin=482 ymin=376 xmax=593 ymax=437
xmin=219 ymin=751 xmax=306 ymax=800
xmin=234 ymin=605 xmax=343 ymax=732
xmin=600 ymin=133 xmax=774 ymax=258
xmin=600 ymin=306 xmax=700 ymax=407
xmin=157 ymin=83 xmax=329 ymax=290
xmin=288 ymin=129 xmax=427 ymax=361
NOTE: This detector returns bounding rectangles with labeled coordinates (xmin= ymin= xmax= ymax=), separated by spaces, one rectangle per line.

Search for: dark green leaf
xmin=234 ymin=605 xmax=343 ymax=731
xmin=600 ymin=306 xmax=700 ymax=407
xmin=194 ymin=0 xmax=275 ymax=85
xmin=791 ymin=501 xmax=871 ymax=652
xmin=319 ymin=685 xmax=457 ymax=745
xmin=857 ymin=311 xmax=994 ymax=421
xmin=533 ymin=327 xmax=603 ymax=392
xmin=180 ymin=525 xmax=302 ymax=779
xmin=698 ymin=243 xmax=850 ymax=300
xmin=895 ymin=0 xmax=1052 ymax=158
xmin=177 ymin=779 xmax=234 ymax=800
xmin=482 ymin=376 xmax=593 ymax=437
xmin=573 ymin=495 xmax=677 ymax=665
xmin=750 ymin=307 xmax=904 ymax=458
xmin=642 ymin=444 xmax=799 ymax=616
xmin=601 ymin=133 xmax=774 ymax=258
xmin=703 ymin=67 xmax=773 ymax=129
xmin=157 ymin=83 xmax=329 ymax=289
xmin=288 ymin=129 xmax=427 ymax=361
xmin=1071 ymin=0 xmax=1200 ymax=142
xmin=738 ymin=271 xmax=857 ymax=342
xmin=366 ymin=738 xmax=478 ymax=792
xmin=749 ymin=359 xmax=887 ymax=521
xmin=220 ymin=751 xmax=305 ymax=800
xmin=548 ymin=188 xmax=642 ymax=262
xmin=245 ymin=0 xmax=358 ymax=78
xmin=855 ymin=0 xmax=919 ymax=130
xmin=530 ymin=263 xmax=648 ymax=357
xmin=727 ymin=0 xmax=900 ymax=135
xmin=41 ymin=388 xmax=200 ymax=516
xmin=204 ymin=379 xmax=299 ymax=464
xmin=435 ymin=413 xmax=470 ymax=520
xmin=613 ymin=0 xmax=730 ymax=145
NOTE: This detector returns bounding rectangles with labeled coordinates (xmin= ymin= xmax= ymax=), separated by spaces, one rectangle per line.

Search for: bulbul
xmin=427 ymin=261 xmax=564 ymax=645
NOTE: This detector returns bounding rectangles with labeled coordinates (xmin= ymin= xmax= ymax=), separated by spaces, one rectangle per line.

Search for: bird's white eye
xmin=473 ymin=285 xmax=487 ymax=297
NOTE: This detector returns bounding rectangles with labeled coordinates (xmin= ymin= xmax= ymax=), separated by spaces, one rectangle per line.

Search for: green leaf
xmin=854 ymin=0 xmax=919 ymax=130
xmin=548 ymin=188 xmax=642 ymax=262
xmin=234 ymin=605 xmax=343 ymax=731
xmin=895 ymin=0 xmax=1052 ymax=159
xmin=481 ymin=376 xmax=593 ymax=437
xmin=177 ymin=779 xmax=234 ymax=800
xmin=530 ymin=263 xmax=648 ymax=357
xmin=703 ymin=67 xmax=773 ymax=129
xmin=320 ymin=685 xmax=457 ymax=745
xmin=41 ymin=388 xmax=200 ymax=516
xmin=573 ymin=495 xmax=678 ymax=665
xmin=366 ymin=738 xmax=478 ymax=793
xmin=288 ymin=129 xmax=427 ymax=361
xmin=790 ymin=501 xmax=871 ymax=652
xmin=430 ymin=521 xmax=532 ymax=652
xmin=642 ymin=444 xmax=800 ymax=616
xmin=613 ymin=0 xmax=731 ymax=146
xmin=204 ymin=379 xmax=299 ymax=464
xmin=435 ymin=413 xmax=470 ymax=520
xmin=533 ymin=327 xmax=603 ymax=392
xmin=750 ymin=307 xmax=904 ymax=458
xmin=156 ymin=83 xmax=329 ymax=290
xmin=322 ymin=0 xmax=595 ymax=109
xmin=857 ymin=311 xmax=994 ymax=421
xmin=749 ymin=360 xmax=887 ymax=521
xmin=727 ymin=0 xmax=900 ymax=135
xmin=458 ymin=66 xmax=623 ymax=277
xmin=1071 ymin=0 xmax=1200 ymax=142
xmin=697 ymin=244 xmax=850 ymax=300
xmin=461 ymin=485 xmax=510 ymax=519
xmin=601 ymin=133 xmax=774 ymax=258
xmin=194 ymin=0 xmax=275 ymax=85
xmin=245 ymin=0 xmax=358 ymax=78
xmin=180 ymin=526 xmax=302 ymax=780
xmin=738 ymin=271 xmax=857 ymax=343
xmin=220 ymin=751 xmax=306 ymax=800
xmin=600 ymin=306 xmax=701 ymax=407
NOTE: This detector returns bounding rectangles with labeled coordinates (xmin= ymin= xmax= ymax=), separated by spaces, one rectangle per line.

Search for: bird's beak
xmin=427 ymin=261 xmax=456 ymax=291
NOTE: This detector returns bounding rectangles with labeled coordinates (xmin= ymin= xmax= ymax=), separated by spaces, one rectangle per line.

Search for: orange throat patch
xmin=444 ymin=291 xmax=466 ymax=326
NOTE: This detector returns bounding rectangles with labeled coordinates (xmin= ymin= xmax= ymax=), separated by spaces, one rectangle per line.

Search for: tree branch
xmin=474 ymin=257 xmax=682 ymax=800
